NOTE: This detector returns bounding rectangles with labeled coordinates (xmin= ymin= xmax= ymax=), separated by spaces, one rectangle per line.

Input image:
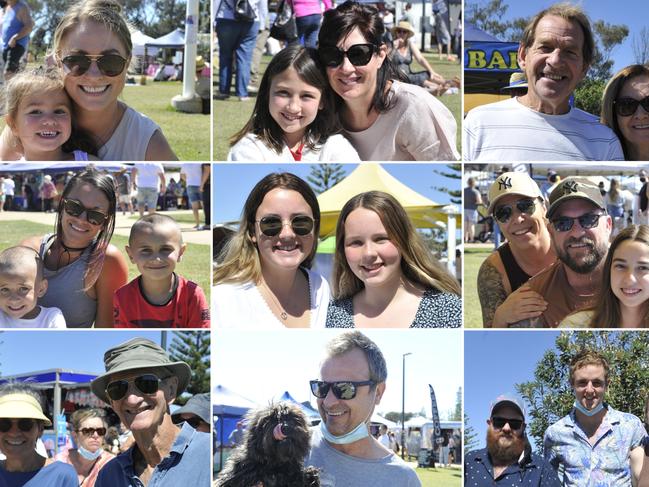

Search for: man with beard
xmin=477 ymin=172 xmax=556 ymax=327
xmin=465 ymin=395 xmax=560 ymax=486
xmin=509 ymin=177 xmax=611 ymax=327
xmin=544 ymin=351 xmax=645 ymax=486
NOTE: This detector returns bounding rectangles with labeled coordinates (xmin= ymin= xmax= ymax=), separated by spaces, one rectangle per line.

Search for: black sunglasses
xmin=77 ymin=427 xmax=106 ymax=436
xmin=60 ymin=54 xmax=128 ymax=77
xmin=105 ymin=374 xmax=164 ymax=401
xmin=173 ymin=415 xmax=206 ymax=429
xmin=0 ymin=418 xmax=36 ymax=433
xmin=310 ymin=380 xmax=375 ymax=400
xmin=256 ymin=215 xmax=315 ymax=237
xmin=551 ymin=212 xmax=604 ymax=232
xmin=491 ymin=417 xmax=524 ymax=431
xmin=318 ymin=43 xmax=378 ymax=68
xmin=493 ymin=198 xmax=537 ymax=224
xmin=63 ymin=198 xmax=108 ymax=226
xmin=614 ymin=96 xmax=649 ymax=117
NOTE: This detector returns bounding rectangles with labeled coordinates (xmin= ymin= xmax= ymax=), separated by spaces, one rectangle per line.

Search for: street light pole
xmin=401 ymin=352 xmax=412 ymax=460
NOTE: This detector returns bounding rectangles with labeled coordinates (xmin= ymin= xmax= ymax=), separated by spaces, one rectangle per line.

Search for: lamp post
xmin=401 ymin=352 xmax=412 ymax=459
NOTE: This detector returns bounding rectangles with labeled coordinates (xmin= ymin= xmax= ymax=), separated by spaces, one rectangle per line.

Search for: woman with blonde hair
xmin=604 ymin=178 xmax=627 ymax=238
xmin=326 ymin=191 xmax=461 ymax=327
xmin=560 ymin=224 xmax=649 ymax=328
xmin=601 ymin=64 xmax=649 ymax=161
xmin=55 ymin=408 xmax=114 ymax=487
xmin=213 ymin=172 xmax=330 ymax=328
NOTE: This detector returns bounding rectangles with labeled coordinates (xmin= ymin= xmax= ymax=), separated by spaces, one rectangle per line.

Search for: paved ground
xmin=0 ymin=209 xmax=211 ymax=245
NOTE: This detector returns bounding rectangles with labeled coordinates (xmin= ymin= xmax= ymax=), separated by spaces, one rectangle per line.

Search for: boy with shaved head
xmin=113 ymin=214 xmax=210 ymax=327
xmin=0 ymin=245 xmax=65 ymax=327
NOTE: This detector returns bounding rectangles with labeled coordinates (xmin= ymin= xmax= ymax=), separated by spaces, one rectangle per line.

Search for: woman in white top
xmin=604 ymin=178 xmax=627 ymax=238
xmin=213 ymin=172 xmax=330 ymax=328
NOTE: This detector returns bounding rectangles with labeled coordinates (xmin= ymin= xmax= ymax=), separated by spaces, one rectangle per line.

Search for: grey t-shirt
xmin=306 ymin=429 xmax=422 ymax=487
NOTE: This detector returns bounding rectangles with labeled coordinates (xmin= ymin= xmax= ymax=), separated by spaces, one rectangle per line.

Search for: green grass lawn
xmin=213 ymin=52 xmax=461 ymax=160
xmin=464 ymin=247 xmax=491 ymax=328
xmin=417 ymin=465 xmax=462 ymax=487
xmin=0 ymin=73 xmax=209 ymax=161
xmin=0 ymin=221 xmax=211 ymax=304
xmin=127 ymin=212 xmax=200 ymax=225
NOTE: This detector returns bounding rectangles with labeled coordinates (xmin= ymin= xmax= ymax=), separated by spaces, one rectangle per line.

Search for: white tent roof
xmin=131 ymin=29 xmax=159 ymax=56
xmin=145 ymin=28 xmax=185 ymax=49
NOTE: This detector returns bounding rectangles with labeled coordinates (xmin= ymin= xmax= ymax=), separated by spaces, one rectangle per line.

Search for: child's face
xmin=8 ymin=89 xmax=72 ymax=155
xmin=0 ymin=264 xmax=47 ymax=320
xmin=126 ymin=224 xmax=186 ymax=282
xmin=610 ymin=239 xmax=649 ymax=311
xmin=268 ymin=67 xmax=323 ymax=143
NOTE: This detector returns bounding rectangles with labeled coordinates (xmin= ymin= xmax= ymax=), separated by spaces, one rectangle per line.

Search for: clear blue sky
xmin=469 ymin=0 xmax=645 ymax=72
xmin=213 ymin=329 xmax=463 ymax=420
xmin=0 ymin=331 xmax=182 ymax=377
xmin=464 ymin=330 xmax=561 ymax=451
xmin=211 ymin=163 xmax=459 ymax=224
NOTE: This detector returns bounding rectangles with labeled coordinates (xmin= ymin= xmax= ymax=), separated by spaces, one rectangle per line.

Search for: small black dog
xmin=216 ymin=402 xmax=320 ymax=487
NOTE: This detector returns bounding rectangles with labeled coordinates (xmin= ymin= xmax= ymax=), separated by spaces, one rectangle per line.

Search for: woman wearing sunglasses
xmin=0 ymin=383 xmax=78 ymax=486
xmin=54 ymin=409 xmax=114 ymax=487
xmin=560 ymin=224 xmax=649 ymax=328
xmin=213 ymin=172 xmax=330 ymax=328
xmin=1 ymin=0 xmax=176 ymax=161
xmin=601 ymin=64 xmax=649 ymax=161
xmin=327 ymin=191 xmax=461 ymax=328
xmin=316 ymin=1 xmax=458 ymax=161
xmin=21 ymin=169 xmax=128 ymax=327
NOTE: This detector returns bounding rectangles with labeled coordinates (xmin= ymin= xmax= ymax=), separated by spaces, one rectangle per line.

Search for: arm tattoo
xmin=477 ymin=259 xmax=507 ymax=327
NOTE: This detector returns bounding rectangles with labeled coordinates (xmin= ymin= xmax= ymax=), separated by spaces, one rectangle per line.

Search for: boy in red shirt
xmin=114 ymin=214 xmax=210 ymax=327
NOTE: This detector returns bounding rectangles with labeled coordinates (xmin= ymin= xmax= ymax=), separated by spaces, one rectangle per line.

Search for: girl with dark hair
xmin=228 ymin=44 xmax=360 ymax=161
xmin=327 ymin=191 xmax=461 ymax=327
xmin=213 ymin=173 xmax=330 ymax=328
xmin=317 ymin=1 xmax=459 ymax=161
xmin=21 ymin=168 xmax=128 ymax=327
xmin=560 ymin=224 xmax=649 ymax=328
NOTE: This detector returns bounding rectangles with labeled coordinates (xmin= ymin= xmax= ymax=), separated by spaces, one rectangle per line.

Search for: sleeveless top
xmin=497 ymin=242 xmax=531 ymax=292
xmin=38 ymin=234 xmax=97 ymax=327
xmin=638 ymin=444 xmax=649 ymax=487
xmin=1 ymin=1 xmax=29 ymax=49
xmin=97 ymin=106 xmax=161 ymax=161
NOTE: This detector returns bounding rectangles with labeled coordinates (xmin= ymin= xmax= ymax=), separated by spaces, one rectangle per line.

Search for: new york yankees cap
xmin=546 ymin=177 xmax=606 ymax=219
xmin=487 ymin=171 xmax=542 ymax=214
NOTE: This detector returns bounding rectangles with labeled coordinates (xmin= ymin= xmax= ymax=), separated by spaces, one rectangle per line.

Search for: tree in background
xmin=448 ymin=386 xmax=462 ymax=421
xmin=168 ymin=331 xmax=210 ymax=405
xmin=307 ymin=164 xmax=345 ymax=194
xmin=432 ymin=164 xmax=461 ymax=205
xmin=590 ymin=21 xmax=629 ymax=81
xmin=632 ymin=27 xmax=649 ymax=65
xmin=517 ymin=331 xmax=649 ymax=450
xmin=463 ymin=413 xmax=479 ymax=452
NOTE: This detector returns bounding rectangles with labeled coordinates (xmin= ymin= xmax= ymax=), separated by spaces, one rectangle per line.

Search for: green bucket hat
xmin=91 ymin=338 xmax=191 ymax=404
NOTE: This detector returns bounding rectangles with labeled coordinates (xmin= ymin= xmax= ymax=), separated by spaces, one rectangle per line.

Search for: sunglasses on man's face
xmin=0 ymin=418 xmax=36 ymax=433
xmin=318 ymin=43 xmax=378 ymax=68
xmin=77 ymin=427 xmax=106 ymax=436
xmin=551 ymin=212 xmax=604 ymax=232
xmin=62 ymin=198 xmax=108 ymax=226
xmin=614 ymin=95 xmax=649 ymax=117
xmin=491 ymin=417 xmax=524 ymax=431
xmin=60 ymin=54 xmax=128 ymax=77
xmin=173 ymin=415 xmax=206 ymax=430
xmin=309 ymin=380 xmax=375 ymax=400
xmin=105 ymin=374 xmax=165 ymax=401
xmin=256 ymin=215 xmax=315 ymax=237
xmin=493 ymin=198 xmax=537 ymax=224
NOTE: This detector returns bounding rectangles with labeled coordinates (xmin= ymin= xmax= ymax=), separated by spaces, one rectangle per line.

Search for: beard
xmin=556 ymin=236 xmax=607 ymax=274
xmin=486 ymin=427 xmax=526 ymax=466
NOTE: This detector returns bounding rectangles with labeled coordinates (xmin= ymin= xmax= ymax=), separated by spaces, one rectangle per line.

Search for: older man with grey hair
xmin=307 ymin=331 xmax=421 ymax=487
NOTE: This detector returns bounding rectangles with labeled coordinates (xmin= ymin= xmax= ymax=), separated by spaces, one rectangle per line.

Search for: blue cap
xmin=490 ymin=394 xmax=526 ymax=419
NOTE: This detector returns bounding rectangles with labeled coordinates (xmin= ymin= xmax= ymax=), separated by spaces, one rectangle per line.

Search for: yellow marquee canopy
xmin=316 ymin=164 xmax=459 ymax=237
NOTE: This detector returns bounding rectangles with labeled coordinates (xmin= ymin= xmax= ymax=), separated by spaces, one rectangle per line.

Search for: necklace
xmin=260 ymin=280 xmax=288 ymax=320
xmin=53 ymin=238 xmax=89 ymax=270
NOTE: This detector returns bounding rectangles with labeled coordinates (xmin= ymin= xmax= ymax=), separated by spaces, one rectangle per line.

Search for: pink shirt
xmin=292 ymin=0 xmax=331 ymax=19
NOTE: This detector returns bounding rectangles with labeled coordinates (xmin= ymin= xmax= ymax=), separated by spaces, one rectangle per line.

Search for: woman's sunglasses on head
xmin=62 ymin=198 xmax=108 ymax=226
xmin=614 ymin=96 xmax=649 ymax=117
xmin=318 ymin=43 xmax=378 ymax=68
xmin=256 ymin=215 xmax=315 ymax=237
xmin=60 ymin=53 xmax=127 ymax=77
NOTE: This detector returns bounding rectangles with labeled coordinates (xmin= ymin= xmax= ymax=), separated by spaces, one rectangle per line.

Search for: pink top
xmin=292 ymin=0 xmax=331 ymax=19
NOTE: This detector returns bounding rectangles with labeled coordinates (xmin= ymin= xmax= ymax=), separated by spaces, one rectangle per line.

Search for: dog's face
xmin=245 ymin=402 xmax=312 ymax=465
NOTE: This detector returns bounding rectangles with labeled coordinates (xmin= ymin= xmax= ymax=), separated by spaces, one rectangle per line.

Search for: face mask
xmin=77 ymin=445 xmax=103 ymax=461
xmin=573 ymin=400 xmax=605 ymax=417
xmin=319 ymin=389 xmax=376 ymax=445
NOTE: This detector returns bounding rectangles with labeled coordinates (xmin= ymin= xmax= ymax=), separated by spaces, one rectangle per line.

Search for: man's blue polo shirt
xmin=95 ymin=422 xmax=211 ymax=487
xmin=465 ymin=447 xmax=561 ymax=487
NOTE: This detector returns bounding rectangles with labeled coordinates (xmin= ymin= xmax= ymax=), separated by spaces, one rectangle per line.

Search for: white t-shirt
xmin=134 ymin=163 xmax=164 ymax=189
xmin=2 ymin=178 xmax=15 ymax=196
xmin=212 ymin=268 xmax=330 ymax=328
xmin=228 ymin=133 xmax=361 ymax=162
xmin=463 ymin=97 xmax=625 ymax=161
xmin=0 ymin=306 xmax=66 ymax=328
xmin=180 ymin=163 xmax=204 ymax=187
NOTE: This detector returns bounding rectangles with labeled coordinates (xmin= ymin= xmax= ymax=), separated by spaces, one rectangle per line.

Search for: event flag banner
xmin=428 ymin=384 xmax=442 ymax=442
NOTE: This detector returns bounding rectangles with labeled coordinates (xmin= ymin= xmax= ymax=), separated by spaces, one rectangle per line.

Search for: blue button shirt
xmin=95 ymin=422 xmax=211 ymax=487
xmin=465 ymin=447 xmax=561 ymax=487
